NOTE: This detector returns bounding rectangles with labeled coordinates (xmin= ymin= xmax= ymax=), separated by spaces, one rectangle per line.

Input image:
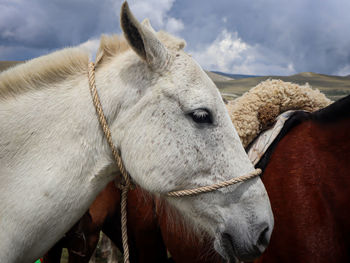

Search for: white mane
xmin=0 ymin=28 xmax=185 ymax=101
xmin=0 ymin=48 xmax=88 ymax=100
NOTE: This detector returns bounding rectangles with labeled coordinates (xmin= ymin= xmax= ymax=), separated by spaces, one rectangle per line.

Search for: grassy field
xmin=0 ymin=61 xmax=23 ymax=72
xmin=213 ymin=71 xmax=350 ymax=101
xmin=1 ymin=61 xmax=350 ymax=101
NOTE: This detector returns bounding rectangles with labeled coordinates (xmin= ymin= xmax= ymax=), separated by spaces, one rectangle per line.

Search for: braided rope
xmin=87 ymin=62 xmax=261 ymax=262
xmin=167 ymin=168 xmax=261 ymax=197
xmin=88 ymin=62 xmax=131 ymax=263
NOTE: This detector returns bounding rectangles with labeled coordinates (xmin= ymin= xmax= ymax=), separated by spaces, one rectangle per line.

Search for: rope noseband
xmin=167 ymin=168 xmax=261 ymax=197
xmin=87 ymin=62 xmax=261 ymax=263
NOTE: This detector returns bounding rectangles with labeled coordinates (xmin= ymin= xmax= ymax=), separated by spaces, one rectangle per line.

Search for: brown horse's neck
xmin=257 ymin=94 xmax=350 ymax=171
xmin=258 ymin=108 xmax=350 ymax=263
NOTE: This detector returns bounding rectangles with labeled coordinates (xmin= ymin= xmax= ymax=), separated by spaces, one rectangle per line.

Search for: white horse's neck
xmin=0 ymin=60 xmax=128 ymax=261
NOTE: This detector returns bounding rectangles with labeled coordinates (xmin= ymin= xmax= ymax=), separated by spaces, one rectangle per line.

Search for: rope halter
xmin=87 ymin=62 xmax=261 ymax=263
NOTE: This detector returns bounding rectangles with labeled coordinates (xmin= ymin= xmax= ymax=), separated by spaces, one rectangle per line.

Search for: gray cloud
xmin=170 ymin=0 xmax=350 ymax=75
xmin=1 ymin=0 xmax=350 ymax=75
xmin=0 ymin=0 xmax=114 ymax=51
xmin=0 ymin=0 xmax=182 ymax=59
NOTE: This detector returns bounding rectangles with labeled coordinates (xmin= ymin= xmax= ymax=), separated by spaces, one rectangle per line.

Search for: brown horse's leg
xmin=67 ymin=212 xmax=101 ymax=263
xmin=68 ymin=232 xmax=100 ymax=263
xmin=43 ymin=239 xmax=64 ymax=263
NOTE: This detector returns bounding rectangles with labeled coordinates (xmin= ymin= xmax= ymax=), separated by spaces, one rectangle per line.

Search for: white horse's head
xmin=98 ymin=3 xmax=274 ymax=261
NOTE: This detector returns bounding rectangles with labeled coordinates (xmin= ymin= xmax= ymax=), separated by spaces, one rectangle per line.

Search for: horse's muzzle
xmin=214 ymin=222 xmax=272 ymax=262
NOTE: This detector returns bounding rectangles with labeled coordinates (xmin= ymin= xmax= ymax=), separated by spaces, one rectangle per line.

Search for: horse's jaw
xmin=162 ymin=171 xmax=273 ymax=262
xmin=210 ymin=182 xmax=274 ymax=262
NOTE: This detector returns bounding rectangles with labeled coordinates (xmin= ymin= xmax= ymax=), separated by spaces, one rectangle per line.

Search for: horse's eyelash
xmin=193 ymin=110 xmax=208 ymax=118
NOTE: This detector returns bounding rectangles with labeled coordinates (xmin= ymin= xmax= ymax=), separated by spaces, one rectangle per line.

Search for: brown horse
xmin=45 ymin=95 xmax=350 ymax=263
xmin=253 ymin=94 xmax=350 ymax=262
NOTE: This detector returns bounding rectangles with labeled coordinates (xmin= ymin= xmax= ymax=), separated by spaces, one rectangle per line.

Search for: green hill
xmin=215 ymin=72 xmax=350 ymax=101
xmin=0 ymin=61 xmax=23 ymax=72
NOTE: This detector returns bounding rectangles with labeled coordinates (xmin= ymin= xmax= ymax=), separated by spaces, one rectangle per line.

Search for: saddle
xmin=246 ymin=110 xmax=296 ymax=166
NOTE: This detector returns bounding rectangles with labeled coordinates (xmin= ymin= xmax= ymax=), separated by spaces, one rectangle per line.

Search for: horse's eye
xmin=188 ymin=109 xmax=213 ymax=124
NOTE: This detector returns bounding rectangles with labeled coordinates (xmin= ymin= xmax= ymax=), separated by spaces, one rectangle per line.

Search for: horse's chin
xmin=214 ymin=236 xmax=239 ymax=263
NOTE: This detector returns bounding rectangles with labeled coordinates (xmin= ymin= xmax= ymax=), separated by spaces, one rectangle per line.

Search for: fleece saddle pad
xmin=247 ymin=110 xmax=296 ymax=166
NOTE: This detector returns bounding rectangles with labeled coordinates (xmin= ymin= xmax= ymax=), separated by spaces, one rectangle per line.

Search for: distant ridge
xmin=0 ymin=61 xmax=23 ymax=73
xmin=212 ymin=71 xmax=260 ymax=79
xmin=215 ymin=71 xmax=350 ymax=101
xmin=214 ymin=70 xmax=350 ymax=80
xmin=205 ymin=71 xmax=233 ymax=82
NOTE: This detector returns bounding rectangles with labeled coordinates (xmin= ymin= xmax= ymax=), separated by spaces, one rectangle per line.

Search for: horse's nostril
xmin=217 ymin=223 xmax=272 ymax=262
xmin=220 ymin=232 xmax=236 ymax=260
xmin=222 ymin=232 xmax=234 ymax=249
xmin=256 ymin=226 xmax=270 ymax=250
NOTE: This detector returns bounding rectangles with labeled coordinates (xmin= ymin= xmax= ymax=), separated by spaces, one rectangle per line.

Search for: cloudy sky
xmin=1 ymin=0 xmax=350 ymax=76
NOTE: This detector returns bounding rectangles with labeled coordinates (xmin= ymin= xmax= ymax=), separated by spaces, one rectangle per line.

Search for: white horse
xmin=0 ymin=2 xmax=273 ymax=262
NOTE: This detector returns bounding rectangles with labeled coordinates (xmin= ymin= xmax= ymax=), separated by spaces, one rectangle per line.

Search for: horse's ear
xmin=141 ymin=18 xmax=156 ymax=34
xmin=120 ymin=2 xmax=170 ymax=71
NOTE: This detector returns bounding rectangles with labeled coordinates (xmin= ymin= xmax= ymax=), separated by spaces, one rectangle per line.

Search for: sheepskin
xmin=226 ymin=79 xmax=332 ymax=147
